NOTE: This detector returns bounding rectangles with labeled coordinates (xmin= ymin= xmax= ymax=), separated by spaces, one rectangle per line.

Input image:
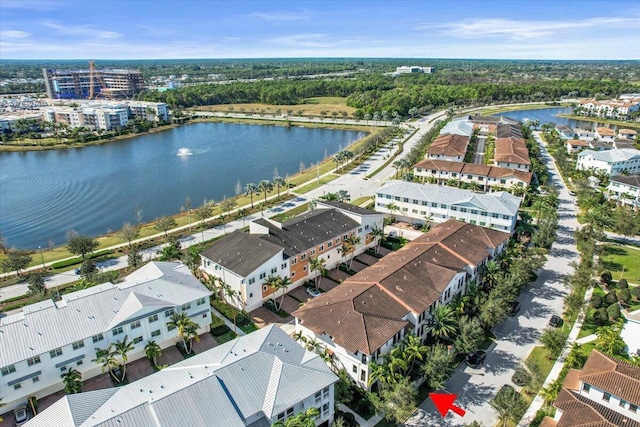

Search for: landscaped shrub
xmin=632 ymin=286 xmax=640 ymax=300
xmin=590 ymin=295 xmax=602 ymax=309
xmin=512 ymin=367 xmax=532 ymax=387
xmin=592 ymin=308 xmax=609 ymax=325
xmin=600 ymin=271 xmax=612 ymax=285
xmin=605 ymin=291 xmax=618 ymax=305
xmin=51 ymin=249 xmax=113 ymax=269
xmin=334 ymin=411 xmax=358 ymax=427
xmin=617 ymin=279 xmax=629 ymax=289
xmin=211 ymin=325 xmax=231 ymax=336
xmin=607 ymin=303 xmax=621 ymax=320
xmin=618 ymin=289 xmax=632 ymax=303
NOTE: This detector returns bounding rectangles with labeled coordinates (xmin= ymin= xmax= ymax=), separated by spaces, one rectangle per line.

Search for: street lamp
xmin=39 ymin=246 xmax=46 ymax=269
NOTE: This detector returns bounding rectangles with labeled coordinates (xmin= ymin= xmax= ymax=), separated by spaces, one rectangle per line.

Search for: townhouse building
xmin=607 ymin=174 xmax=640 ymax=209
xmin=413 ymin=159 xmax=532 ymax=191
xmin=541 ymin=350 xmax=640 ymax=427
xmin=494 ymin=137 xmax=531 ymax=171
xmin=574 ymin=128 xmax=596 ymax=141
xmin=293 ymin=219 xmax=510 ymax=387
xmin=614 ymin=139 xmax=637 ymax=150
xmin=24 ymin=325 xmax=338 ymax=427
xmin=375 ymin=180 xmax=522 ymax=233
xmin=200 ymin=202 xmax=384 ymax=312
xmin=566 ymin=139 xmax=589 ymax=154
xmin=595 ymin=127 xmax=616 ymax=143
xmin=578 ymin=98 xmax=640 ymax=119
xmin=555 ymin=125 xmax=575 ymax=140
xmin=619 ymin=129 xmax=637 ymax=140
xmin=426 ymin=134 xmax=470 ymax=161
xmin=576 ymin=148 xmax=640 ymax=176
xmin=0 ymin=262 xmax=211 ymax=413
xmin=439 ymin=118 xmax=473 ymax=137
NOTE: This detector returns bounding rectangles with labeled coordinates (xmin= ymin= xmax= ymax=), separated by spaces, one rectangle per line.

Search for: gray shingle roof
xmin=0 ymin=262 xmax=210 ymax=367
xmin=316 ymin=200 xmax=380 ymax=215
xmin=610 ymin=173 xmax=640 ymax=188
xmin=24 ymin=325 xmax=337 ymax=427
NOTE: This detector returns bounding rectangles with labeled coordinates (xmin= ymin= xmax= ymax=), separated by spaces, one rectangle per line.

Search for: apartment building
xmin=595 ymin=127 xmax=616 ymax=143
xmin=578 ymin=98 xmax=640 ymax=119
xmin=566 ymin=139 xmax=590 ymax=154
xmin=43 ymin=68 xmax=145 ymax=100
xmin=293 ymin=219 xmax=509 ymax=387
xmin=0 ymin=262 xmax=211 ymax=413
xmin=375 ymin=180 xmax=521 ymax=233
xmin=41 ymin=101 xmax=168 ymax=130
xmin=576 ymin=148 xmax=640 ymax=176
xmin=393 ymin=66 xmax=435 ymax=75
xmin=426 ymin=134 xmax=470 ymax=161
xmin=494 ymin=137 xmax=531 ymax=171
xmin=413 ymin=159 xmax=532 ymax=190
xmin=607 ymin=174 xmax=640 ymax=208
xmin=541 ymin=350 xmax=640 ymax=427
xmin=0 ymin=112 xmax=43 ymax=132
xmin=24 ymin=325 xmax=338 ymax=427
xmin=200 ymin=202 xmax=384 ymax=312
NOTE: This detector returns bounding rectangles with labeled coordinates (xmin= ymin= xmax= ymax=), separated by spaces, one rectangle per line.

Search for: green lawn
xmin=294 ymin=174 xmax=340 ymax=193
xmin=600 ymin=244 xmax=640 ymax=283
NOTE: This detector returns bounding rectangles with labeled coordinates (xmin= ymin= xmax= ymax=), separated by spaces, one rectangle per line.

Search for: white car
xmin=306 ymin=288 xmax=321 ymax=298
xmin=14 ymin=406 xmax=29 ymax=426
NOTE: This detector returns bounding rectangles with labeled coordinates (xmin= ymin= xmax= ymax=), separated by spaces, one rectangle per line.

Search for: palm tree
xmin=61 ymin=368 xmax=82 ymax=394
xmin=345 ymin=234 xmax=361 ymax=269
xmin=145 ymin=341 xmax=162 ymax=369
xmin=265 ymin=275 xmax=284 ymax=309
xmin=403 ymin=333 xmax=428 ymax=373
xmin=539 ymin=380 xmax=562 ymax=410
xmin=564 ymin=342 xmax=585 ymax=369
xmin=595 ymin=321 xmax=625 ymax=356
xmin=278 ymin=276 xmax=291 ymax=309
xmin=272 ymin=176 xmax=287 ymax=198
xmin=386 ymin=202 xmax=399 ymax=218
xmin=338 ymin=243 xmax=353 ymax=274
xmin=428 ymin=304 xmax=458 ymax=342
xmin=368 ymin=361 xmax=396 ymax=387
xmin=245 ymin=183 xmax=258 ymax=209
xmin=183 ymin=320 xmax=201 ymax=354
xmin=168 ymin=312 xmax=191 ymax=352
xmin=113 ymin=335 xmax=134 ymax=381
xmin=308 ymin=256 xmax=327 ymax=290
xmin=481 ymin=260 xmax=502 ymax=290
xmin=292 ymin=330 xmax=307 ymax=344
xmin=258 ymin=180 xmax=273 ymax=205
xmin=272 ymin=407 xmax=320 ymax=427
xmin=371 ymin=226 xmax=384 ymax=254
xmin=92 ymin=346 xmax=120 ymax=382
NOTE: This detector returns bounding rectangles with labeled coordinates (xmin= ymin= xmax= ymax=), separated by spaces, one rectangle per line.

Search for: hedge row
xmin=51 ymin=249 xmax=113 ymax=269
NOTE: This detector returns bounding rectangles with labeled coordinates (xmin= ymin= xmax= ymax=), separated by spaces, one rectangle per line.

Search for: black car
xmin=508 ymin=301 xmax=521 ymax=316
xmin=549 ymin=315 xmax=562 ymax=328
xmin=465 ymin=350 xmax=487 ymax=368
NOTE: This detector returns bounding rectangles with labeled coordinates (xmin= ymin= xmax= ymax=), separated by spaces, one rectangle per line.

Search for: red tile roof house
xmin=566 ymin=139 xmax=589 ymax=154
xmin=293 ymin=219 xmax=509 ymax=388
xmin=426 ymin=134 xmax=470 ymax=162
xmin=494 ymin=137 xmax=531 ymax=171
xmin=541 ymin=350 xmax=640 ymax=427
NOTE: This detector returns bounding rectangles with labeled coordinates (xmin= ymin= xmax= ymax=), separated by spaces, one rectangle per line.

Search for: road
xmin=405 ymin=131 xmax=581 ymax=426
xmin=0 ymin=111 xmax=445 ymax=306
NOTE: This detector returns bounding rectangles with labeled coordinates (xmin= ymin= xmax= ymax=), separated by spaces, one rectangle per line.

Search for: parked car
xmin=306 ymin=287 xmax=321 ymax=298
xmin=549 ymin=315 xmax=563 ymax=328
xmin=569 ymin=190 xmax=577 ymax=196
xmin=74 ymin=268 xmax=81 ymax=275
xmin=14 ymin=406 xmax=29 ymax=427
xmin=412 ymin=223 xmax=422 ymax=230
xmin=465 ymin=350 xmax=487 ymax=368
xmin=508 ymin=301 xmax=521 ymax=316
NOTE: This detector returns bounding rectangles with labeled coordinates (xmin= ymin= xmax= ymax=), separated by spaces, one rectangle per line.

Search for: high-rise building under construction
xmin=42 ymin=67 xmax=145 ymax=99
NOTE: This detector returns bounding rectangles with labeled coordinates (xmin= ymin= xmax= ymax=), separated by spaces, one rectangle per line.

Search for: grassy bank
xmin=476 ymin=103 xmax=570 ymax=116
xmin=192 ymin=96 xmax=356 ymax=117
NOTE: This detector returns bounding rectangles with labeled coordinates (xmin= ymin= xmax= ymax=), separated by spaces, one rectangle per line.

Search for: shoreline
xmin=555 ymin=113 xmax=640 ymax=130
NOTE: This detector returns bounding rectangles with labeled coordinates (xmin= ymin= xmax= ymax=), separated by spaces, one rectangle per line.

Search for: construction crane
xmin=88 ymin=60 xmax=110 ymax=99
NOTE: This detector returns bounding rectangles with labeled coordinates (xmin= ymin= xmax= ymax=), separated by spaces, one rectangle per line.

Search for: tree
xmin=220 ymin=197 xmax=237 ymax=217
xmin=154 ymin=215 xmax=177 ymax=237
xmin=92 ymin=346 xmax=120 ymax=382
xmin=113 ymin=335 xmax=134 ymax=381
xmin=345 ymin=234 xmax=361 ymax=269
xmin=371 ymin=226 xmax=384 ymax=254
xmin=564 ymin=343 xmax=586 ymax=369
xmin=479 ymin=295 xmax=508 ymax=329
xmin=119 ymin=222 xmax=139 ymax=248
xmin=480 ymin=260 xmax=502 ymax=290
xmin=613 ymin=205 xmax=639 ymax=239
xmin=371 ymin=377 xmax=418 ymax=425
xmin=127 ymin=246 xmax=143 ymax=268
xmin=428 ymin=304 xmax=458 ymax=342
xmin=61 ymin=368 xmax=82 ymax=394
xmin=182 ymin=196 xmax=193 ymax=231
xmin=490 ymin=385 xmax=528 ymax=427
xmin=308 ymin=256 xmax=327 ymax=290
xmin=595 ymin=321 xmax=625 ymax=356
xmin=182 ymin=319 xmax=201 ymax=354
xmin=273 ymin=176 xmax=287 ymax=198
xmin=195 ymin=199 xmax=214 ymax=241
xmin=168 ymin=312 xmax=200 ymax=354
xmin=454 ymin=316 xmax=485 ymax=355
xmin=66 ymin=230 xmax=99 ymax=259
xmin=145 ymin=340 xmax=162 ymax=369
xmin=1 ymin=250 xmax=32 ymax=276
xmin=540 ymin=327 xmax=565 ymax=360
xmin=403 ymin=333 xmax=428 ymax=373
xmin=420 ymin=343 xmax=455 ymax=390
xmin=26 ymin=271 xmax=47 ymax=298
xmin=258 ymin=180 xmax=274 ymax=205
xmin=539 ymin=380 xmax=562 ymax=410
xmin=80 ymin=258 xmax=98 ymax=281
xmin=272 ymin=407 xmax=319 ymax=427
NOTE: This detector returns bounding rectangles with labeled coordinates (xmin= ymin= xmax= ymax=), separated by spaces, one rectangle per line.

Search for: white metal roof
xmin=0 ymin=262 xmax=210 ymax=367
xmin=24 ymin=325 xmax=337 ymax=427
xmin=578 ymin=148 xmax=640 ymax=163
xmin=376 ymin=180 xmax=522 ymax=216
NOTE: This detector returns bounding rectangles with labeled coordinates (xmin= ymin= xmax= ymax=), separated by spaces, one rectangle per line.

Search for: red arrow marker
xmin=430 ymin=393 xmax=466 ymax=418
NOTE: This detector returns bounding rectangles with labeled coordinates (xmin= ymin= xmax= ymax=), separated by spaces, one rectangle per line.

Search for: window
xmin=620 ymin=399 xmax=627 ymax=408
xmin=149 ymin=314 xmax=159 ymax=323
xmin=603 ymin=392 xmax=611 ymax=402
xmin=151 ymin=329 xmax=161 ymax=337
xmin=271 ymin=267 xmax=277 ymax=274
xmin=451 ymin=206 xmax=458 ymax=211
xmin=352 ymin=365 xmax=358 ymax=374
xmin=335 ymin=238 xmax=340 ymax=244
xmin=310 ymin=249 xmax=316 ymax=255
xmin=361 ymin=354 xmax=367 ymax=364
xmin=133 ymin=336 xmax=143 ymax=344
xmin=1 ymin=364 xmax=16 ymax=376
xmin=76 ymin=360 xmax=83 ymax=366
xmin=112 ymin=326 xmax=124 ymax=337
xmin=327 ymin=241 xmax=333 ymax=248
xmin=50 ymin=348 xmax=63 ymax=358
xmin=403 ymin=198 xmax=409 ymax=203
xmin=322 ymin=403 xmax=329 ymax=418
xmin=27 ymin=356 xmax=41 ymax=367
xmin=343 ymin=234 xmax=348 ymax=240
xmin=248 ymin=277 xmax=255 ymax=284
xmin=72 ymin=340 xmax=85 ymax=350
xmin=360 ymin=369 xmax=366 ymax=381
xmin=277 ymin=413 xmax=285 ymax=422
xmin=167 ymin=322 xmax=176 ymax=331
xmin=130 ymin=320 xmax=141 ymax=329
xmin=291 ymin=272 xmax=295 ymax=277
xmin=259 ymin=272 xmax=266 ymax=279
xmin=300 ymin=253 xmax=306 ymax=261
xmin=364 ymin=225 xmax=369 ymax=230
xmin=323 ymin=386 xmax=329 ymax=399
xmin=319 ymin=244 xmax=324 ymax=251
xmin=14 ymin=383 xmax=21 ymax=390
xmin=583 ymin=383 xmax=590 ymax=393
xmin=315 ymin=390 xmax=322 ymax=404
xmin=286 ymin=408 xmax=294 ymax=418
xmin=181 ymin=303 xmax=191 ymax=311
xmin=32 ymin=376 xmax=40 ymax=383
xmin=281 ymin=263 xmax=287 ymax=270
xmin=249 ymin=293 xmax=253 ymax=298
xmin=196 ymin=297 xmax=206 ymax=306
xmin=303 ymin=266 xmax=307 ymax=272
xmin=165 ymin=309 xmax=174 ymax=318
xmin=630 ymin=404 xmax=638 ymax=413
xmin=92 ymin=333 xmax=104 ymax=343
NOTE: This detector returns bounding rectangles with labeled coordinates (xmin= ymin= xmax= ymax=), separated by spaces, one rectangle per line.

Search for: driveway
xmin=406 ymin=132 xmax=580 ymax=426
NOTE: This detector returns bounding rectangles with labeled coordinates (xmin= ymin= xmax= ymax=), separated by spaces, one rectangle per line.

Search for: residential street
xmin=405 ymin=131 xmax=580 ymax=426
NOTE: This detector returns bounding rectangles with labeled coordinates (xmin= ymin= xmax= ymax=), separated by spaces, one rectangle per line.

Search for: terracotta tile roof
xmin=554 ymin=388 xmax=640 ymax=427
xmin=427 ymin=133 xmax=470 ymax=157
xmin=579 ymin=350 xmax=640 ymax=406
xmin=495 ymin=137 xmax=531 ymax=165
xmin=619 ymin=129 xmax=637 ymax=135
xmin=562 ymin=368 xmax=581 ymax=391
xmin=414 ymin=159 xmax=465 ymax=173
xmin=538 ymin=417 xmax=558 ymax=427
xmin=567 ymin=139 xmax=589 ymax=147
xmin=294 ymin=219 xmax=509 ymax=355
xmin=413 ymin=160 xmax=532 ymax=184
xmin=596 ymin=127 xmax=616 ymax=136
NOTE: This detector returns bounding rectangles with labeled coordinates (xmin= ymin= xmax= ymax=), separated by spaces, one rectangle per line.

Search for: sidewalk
xmin=337 ymin=403 xmax=383 ymax=427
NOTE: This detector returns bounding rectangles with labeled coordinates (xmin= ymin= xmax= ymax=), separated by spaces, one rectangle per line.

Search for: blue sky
xmin=1 ymin=0 xmax=639 ymax=60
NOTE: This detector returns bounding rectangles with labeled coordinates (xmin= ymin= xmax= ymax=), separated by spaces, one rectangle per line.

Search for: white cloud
xmin=252 ymin=12 xmax=309 ymax=22
xmin=426 ymin=16 xmax=639 ymax=39
xmin=0 ymin=30 xmax=30 ymax=38
xmin=41 ymin=21 xmax=122 ymax=39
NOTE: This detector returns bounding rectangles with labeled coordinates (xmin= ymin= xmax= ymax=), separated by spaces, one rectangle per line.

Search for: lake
xmin=0 ymin=122 xmax=366 ymax=249
xmin=498 ymin=107 xmax=630 ymax=131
